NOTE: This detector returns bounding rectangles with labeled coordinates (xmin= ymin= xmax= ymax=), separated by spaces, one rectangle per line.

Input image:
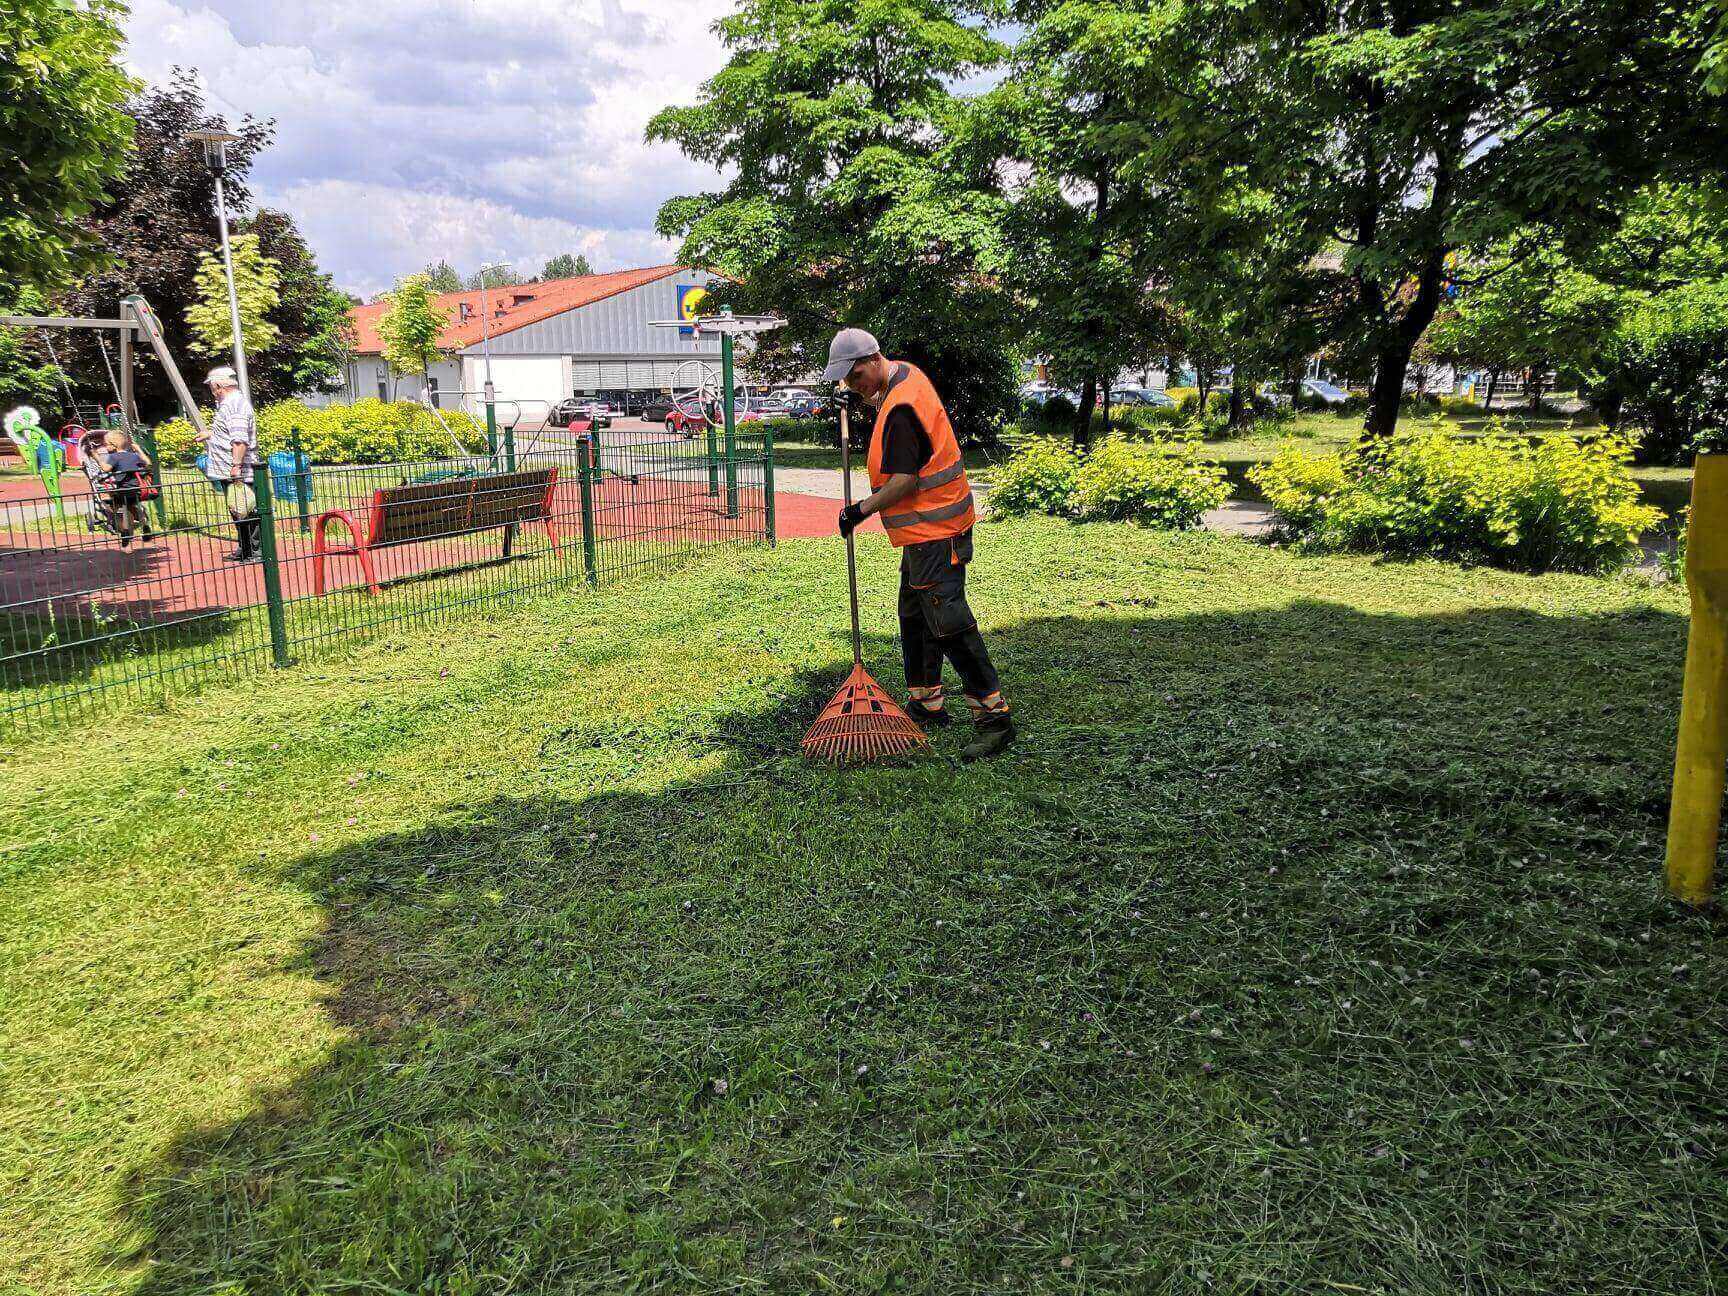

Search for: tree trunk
xmin=1228 ymin=368 xmax=1249 ymax=428
xmin=1484 ymin=369 xmax=1500 ymax=411
xmin=1599 ymin=390 xmax=1624 ymax=431
xmin=1365 ymin=345 xmax=1414 ymax=438
xmin=1527 ymin=369 xmax=1545 ymax=414
xmin=1102 ymin=382 xmax=1112 ymax=433
xmin=1074 ymin=372 xmax=1098 ymax=448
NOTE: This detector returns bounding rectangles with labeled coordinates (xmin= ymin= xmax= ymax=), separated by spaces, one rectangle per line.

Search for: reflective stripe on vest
xmin=867 ymin=362 xmax=974 ymax=547
xmin=882 ymin=492 xmax=976 ymax=530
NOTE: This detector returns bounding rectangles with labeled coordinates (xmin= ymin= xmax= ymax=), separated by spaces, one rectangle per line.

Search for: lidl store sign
xmin=677 ymin=283 xmax=710 ymax=336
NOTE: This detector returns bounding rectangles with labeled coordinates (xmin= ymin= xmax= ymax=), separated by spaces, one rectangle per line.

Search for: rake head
xmin=801 ymin=662 xmax=930 ymax=763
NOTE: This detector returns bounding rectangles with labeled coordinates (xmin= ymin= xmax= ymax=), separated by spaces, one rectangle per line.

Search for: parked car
xmin=1021 ymin=385 xmax=1084 ymax=410
xmin=640 ymin=394 xmax=677 ymax=422
xmin=1300 ymin=378 xmax=1351 ymax=407
xmin=749 ymin=393 xmax=792 ymax=418
xmin=787 ymin=394 xmax=833 ymax=419
xmin=553 ymin=398 xmax=613 ymax=429
xmin=1101 ymin=387 xmax=1176 ymax=408
xmin=772 ymin=387 xmax=815 ymax=403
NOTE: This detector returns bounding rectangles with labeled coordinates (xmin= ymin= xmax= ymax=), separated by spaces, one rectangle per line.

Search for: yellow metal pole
xmin=1666 ymin=454 xmax=1728 ymax=905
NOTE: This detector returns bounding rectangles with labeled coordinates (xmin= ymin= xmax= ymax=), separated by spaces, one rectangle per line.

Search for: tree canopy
xmin=378 ymin=274 xmax=448 ymax=391
xmin=57 ymin=73 xmax=272 ymax=418
xmin=245 ymin=209 xmax=356 ymax=403
xmin=0 ymin=0 xmax=135 ymax=298
xmin=185 ymin=232 xmax=282 ymax=365
xmin=1120 ymin=0 xmax=1728 ymax=436
xmin=648 ymin=0 xmax=1021 ymax=441
xmin=540 ymin=252 xmax=594 ymax=280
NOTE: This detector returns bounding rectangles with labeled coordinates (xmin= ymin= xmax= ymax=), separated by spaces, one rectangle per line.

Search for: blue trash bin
xmin=268 ymin=450 xmax=313 ymax=504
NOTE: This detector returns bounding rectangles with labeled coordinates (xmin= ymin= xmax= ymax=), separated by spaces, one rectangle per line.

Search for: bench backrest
xmin=367 ymin=467 xmax=558 ymax=547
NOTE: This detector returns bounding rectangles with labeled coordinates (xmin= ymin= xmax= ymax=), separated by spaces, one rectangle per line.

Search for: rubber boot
xmin=962 ymin=714 xmax=1017 ymax=762
xmin=906 ymin=699 xmax=953 ymax=728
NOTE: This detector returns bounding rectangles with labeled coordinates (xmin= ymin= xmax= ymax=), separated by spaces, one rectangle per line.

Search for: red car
xmin=664 ymin=404 xmax=761 ymax=437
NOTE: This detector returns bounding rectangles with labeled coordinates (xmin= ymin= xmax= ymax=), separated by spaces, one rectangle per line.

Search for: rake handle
xmin=840 ymin=403 xmax=863 ymax=668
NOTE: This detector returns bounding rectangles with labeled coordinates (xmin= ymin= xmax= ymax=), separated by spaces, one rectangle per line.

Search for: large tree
xmin=975 ymin=15 xmax=1172 ymax=444
xmin=1132 ymin=0 xmax=1728 ymax=438
xmin=245 ymin=208 xmax=355 ymax=403
xmin=647 ymin=0 xmax=1021 ymax=442
xmin=59 ymin=72 xmax=271 ymax=419
xmin=0 ymin=0 xmax=135 ymax=298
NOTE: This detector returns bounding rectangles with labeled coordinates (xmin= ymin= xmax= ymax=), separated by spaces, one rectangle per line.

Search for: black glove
xmin=838 ymin=502 xmax=866 ymax=537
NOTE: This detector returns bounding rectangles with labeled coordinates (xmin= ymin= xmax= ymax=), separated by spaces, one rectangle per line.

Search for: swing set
xmin=1 ymin=296 xmax=208 ymax=521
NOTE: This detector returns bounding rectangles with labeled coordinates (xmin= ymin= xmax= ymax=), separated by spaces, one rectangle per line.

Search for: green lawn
xmin=2 ymin=519 xmax=1720 ymax=1295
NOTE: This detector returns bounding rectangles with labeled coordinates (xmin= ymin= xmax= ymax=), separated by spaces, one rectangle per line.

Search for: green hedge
xmin=1249 ymin=429 xmax=1660 ymax=574
xmin=152 ymin=399 xmax=489 ymax=467
xmin=990 ymin=435 xmax=1228 ymax=529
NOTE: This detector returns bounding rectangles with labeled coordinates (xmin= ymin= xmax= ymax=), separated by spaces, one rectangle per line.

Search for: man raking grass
xmin=823 ymin=328 xmax=1014 ymax=762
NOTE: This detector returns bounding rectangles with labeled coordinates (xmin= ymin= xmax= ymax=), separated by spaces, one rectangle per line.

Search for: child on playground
xmin=96 ymin=429 xmax=155 ymax=549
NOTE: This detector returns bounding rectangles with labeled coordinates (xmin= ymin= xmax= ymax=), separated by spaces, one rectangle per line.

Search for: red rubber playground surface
xmin=1 ymin=478 xmax=862 ymax=628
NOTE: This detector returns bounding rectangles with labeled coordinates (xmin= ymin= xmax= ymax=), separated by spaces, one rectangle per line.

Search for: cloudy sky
xmin=122 ymin=0 xmax=736 ymax=298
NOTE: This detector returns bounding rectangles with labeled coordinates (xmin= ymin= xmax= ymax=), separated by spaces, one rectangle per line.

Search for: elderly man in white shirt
xmin=203 ymin=366 xmax=261 ymax=562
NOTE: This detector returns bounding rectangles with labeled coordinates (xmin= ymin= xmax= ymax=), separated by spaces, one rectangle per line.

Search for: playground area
xmin=2 ymin=407 xmax=884 ymax=733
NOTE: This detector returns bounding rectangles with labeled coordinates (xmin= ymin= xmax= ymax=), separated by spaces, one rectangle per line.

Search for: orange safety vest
xmin=866 ymin=362 xmax=975 ymax=547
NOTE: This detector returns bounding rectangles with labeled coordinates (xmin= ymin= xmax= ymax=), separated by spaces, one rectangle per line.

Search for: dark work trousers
xmin=897 ymin=529 xmax=1004 ymax=708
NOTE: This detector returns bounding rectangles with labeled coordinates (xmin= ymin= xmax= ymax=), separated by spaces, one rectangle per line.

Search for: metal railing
xmin=1 ymin=424 xmax=774 ymax=735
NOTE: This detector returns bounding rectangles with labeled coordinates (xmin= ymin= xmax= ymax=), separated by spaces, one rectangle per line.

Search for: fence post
xmin=251 ymin=460 xmax=292 ymax=667
xmin=705 ymin=414 xmax=720 ymax=499
xmin=485 ymin=382 xmax=498 ymax=460
xmin=577 ymin=433 xmax=599 ymax=586
xmin=135 ymin=424 xmax=169 ymax=531
xmin=721 ymin=331 xmax=739 ymax=518
xmin=504 ymin=421 xmax=516 ymax=473
xmin=761 ymin=416 xmax=776 ymax=547
xmin=289 ymin=425 xmax=311 ymax=535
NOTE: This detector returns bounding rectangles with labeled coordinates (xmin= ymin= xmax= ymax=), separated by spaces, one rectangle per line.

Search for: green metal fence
xmin=1 ymin=423 xmax=773 ymax=736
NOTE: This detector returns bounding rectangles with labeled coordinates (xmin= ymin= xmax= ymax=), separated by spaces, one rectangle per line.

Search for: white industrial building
xmin=335 ymin=265 xmax=725 ymax=415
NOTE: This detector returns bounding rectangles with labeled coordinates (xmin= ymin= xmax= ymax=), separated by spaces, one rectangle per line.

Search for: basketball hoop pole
xmin=649 ymin=307 xmax=787 ymax=524
xmin=721 ymin=329 xmax=739 ymax=518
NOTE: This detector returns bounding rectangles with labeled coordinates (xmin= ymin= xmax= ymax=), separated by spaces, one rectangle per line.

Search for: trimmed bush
xmin=1250 ymin=445 xmax=1349 ymax=533
xmin=1249 ymin=429 xmax=1661 ymax=573
xmin=991 ymin=435 xmax=1226 ymax=529
xmin=152 ymin=399 xmax=488 ymax=467
xmin=989 ymin=438 xmax=1084 ymax=518
xmin=1072 ymin=437 xmax=1229 ymax=527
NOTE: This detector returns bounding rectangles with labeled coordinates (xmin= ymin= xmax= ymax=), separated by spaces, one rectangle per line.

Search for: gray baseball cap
xmin=822 ymin=327 xmax=880 ymax=381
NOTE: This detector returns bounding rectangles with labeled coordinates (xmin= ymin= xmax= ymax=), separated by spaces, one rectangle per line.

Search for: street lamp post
xmin=186 ymin=125 xmax=290 ymax=667
xmin=476 ymin=261 xmax=512 ymax=459
xmin=185 ymin=128 xmax=251 ymax=405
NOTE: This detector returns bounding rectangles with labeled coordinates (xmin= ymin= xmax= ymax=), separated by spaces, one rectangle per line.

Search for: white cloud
xmin=282 ymin=180 xmax=681 ymax=299
xmin=121 ymin=0 xmax=734 ymax=294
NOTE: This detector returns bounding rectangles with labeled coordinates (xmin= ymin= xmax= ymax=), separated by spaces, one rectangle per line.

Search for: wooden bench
xmin=312 ymin=467 xmax=561 ymax=596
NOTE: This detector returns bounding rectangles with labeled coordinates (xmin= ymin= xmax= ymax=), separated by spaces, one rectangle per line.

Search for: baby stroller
xmin=77 ymin=427 xmax=158 ymax=541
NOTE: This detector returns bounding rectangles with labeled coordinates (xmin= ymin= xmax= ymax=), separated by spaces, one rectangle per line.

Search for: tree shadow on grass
xmin=118 ymin=599 xmax=1726 ymax=1295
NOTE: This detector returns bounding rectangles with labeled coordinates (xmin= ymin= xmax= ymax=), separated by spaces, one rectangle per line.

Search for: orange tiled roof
xmin=349 ymin=264 xmax=687 ymax=354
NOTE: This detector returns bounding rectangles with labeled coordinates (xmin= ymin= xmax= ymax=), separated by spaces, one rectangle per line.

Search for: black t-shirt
xmin=105 ymin=449 xmax=146 ymax=489
xmin=880 ymin=405 xmax=931 ymax=477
